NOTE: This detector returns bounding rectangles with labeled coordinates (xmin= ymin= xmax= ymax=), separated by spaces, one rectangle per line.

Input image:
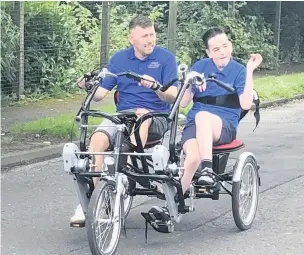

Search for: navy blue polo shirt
xmin=186 ymin=58 xmax=246 ymax=129
xmin=100 ymin=46 xmax=178 ymax=112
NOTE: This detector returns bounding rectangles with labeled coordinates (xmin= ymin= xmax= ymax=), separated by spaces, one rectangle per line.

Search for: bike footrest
xmin=141 ymin=212 xmax=174 ymax=233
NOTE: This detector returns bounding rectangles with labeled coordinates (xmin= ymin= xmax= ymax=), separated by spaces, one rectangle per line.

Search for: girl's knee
xmin=195 ymin=111 xmax=210 ymax=122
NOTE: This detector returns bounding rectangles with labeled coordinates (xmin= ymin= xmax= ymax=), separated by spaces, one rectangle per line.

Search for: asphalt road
xmin=2 ymin=100 xmax=304 ymax=255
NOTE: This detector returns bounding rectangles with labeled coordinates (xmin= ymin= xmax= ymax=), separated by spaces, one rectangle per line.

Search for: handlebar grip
xmin=217 ymin=81 xmax=235 ymax=93
xmin=125 ymin=72 xmax=142 ymax=82
xmin=84 ymin=72 xmax=97 ymax=80
xmin=117 ymin=71 xmax=177 ymax=92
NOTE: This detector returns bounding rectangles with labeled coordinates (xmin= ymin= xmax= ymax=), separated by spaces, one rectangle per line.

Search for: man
xmin=70 ymin=14 xmax=178 ymax=225
xmin=149 ymin=27 xmax=262 ymax=226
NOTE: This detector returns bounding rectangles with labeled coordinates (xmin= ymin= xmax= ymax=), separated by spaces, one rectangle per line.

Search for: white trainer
xmin=70 ymin=204 xmax=85 ymax=224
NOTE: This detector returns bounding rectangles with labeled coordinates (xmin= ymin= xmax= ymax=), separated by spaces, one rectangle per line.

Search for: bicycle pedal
xmin=70 ymin=222 xmax=85 ymax=228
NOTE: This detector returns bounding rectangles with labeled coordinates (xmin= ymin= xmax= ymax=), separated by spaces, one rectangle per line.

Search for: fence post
xmin=19 ymin=1 xmax=24 ymax=97
xmin=10 ymin=1 xmax=24 ymax=99
xmin=167 ymin=1 xmax=177 ymax=54
xmin=228 ymin=1 xmax=235 ymax=18
xmin=274 ymin=1 xmax=281 ymax=62
xmin=100 ymin=1 xmax=110 ymax=69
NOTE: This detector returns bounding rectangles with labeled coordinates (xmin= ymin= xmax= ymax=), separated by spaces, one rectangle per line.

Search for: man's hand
xmin=139 ymin=74 xmax=156 ymax=89
xmin=77 ymin=77 xmax=86 ymax=89
xmin=247 ymin=54 xmax=263 ymax=72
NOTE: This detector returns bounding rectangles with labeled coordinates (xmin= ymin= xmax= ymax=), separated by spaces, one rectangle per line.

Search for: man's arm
xmin=156 ymin=54 xmax=178 ymax=104
xmin=77 ymin=77 xmax=112 ymax=102
xmin=140 ymin=54 xmax=179 ymax=104
xmin=92 ymin=87 xmax=110 ymax=102
xmin=139 ymin=76 xmax=178 ymax=104
xmin=77 ymin=78 xmax=109 ymax=102
xmin=156 ymin=54 xmax=179 ymax=103
xmin=154 ymin=86 xmax=177 ymax=104
xmin=77 ymin=56 xmax=118 ymax=102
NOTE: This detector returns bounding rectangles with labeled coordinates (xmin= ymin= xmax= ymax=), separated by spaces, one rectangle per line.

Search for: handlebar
xmin=206 ymin=73 xmax=235 ymax=93
xmin=83 ymin=68 xmax=177 ymax=93
xmin=115 ymin=70 xmax=177 ymax=92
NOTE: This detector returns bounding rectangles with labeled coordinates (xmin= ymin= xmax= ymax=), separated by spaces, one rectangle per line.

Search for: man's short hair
xmin=129 ymin=14 xmax=154 ymax=31
xmin=202 ymin=27 xmax=225 ymax=49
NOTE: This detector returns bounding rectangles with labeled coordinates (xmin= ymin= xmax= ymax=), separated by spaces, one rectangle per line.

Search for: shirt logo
xmin=148 ymin=62 xmax=160 ymax=68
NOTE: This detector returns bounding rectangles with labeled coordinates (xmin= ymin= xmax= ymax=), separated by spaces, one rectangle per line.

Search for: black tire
xmin=232 ymin=155 xmax=259 ymax=231
xmin=87 ymin=180 xmax=122 ymax=255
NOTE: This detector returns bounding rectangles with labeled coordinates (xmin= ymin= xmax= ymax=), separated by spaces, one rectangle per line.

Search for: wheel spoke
xmin=101 ymin=222 xmax=113 ymax=251
xmin=96 ymin=189 xmax=112 ymax=251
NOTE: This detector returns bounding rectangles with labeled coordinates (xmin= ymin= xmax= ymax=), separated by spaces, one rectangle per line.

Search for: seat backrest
xmin=114 ymin=90 xmax=119 ymax=105
xmin=239 ymin=89 xmax=260 ymax=131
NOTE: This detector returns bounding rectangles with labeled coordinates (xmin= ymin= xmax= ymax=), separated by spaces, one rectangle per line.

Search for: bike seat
xmin=213 ymin=139 xmax=244 ymax=153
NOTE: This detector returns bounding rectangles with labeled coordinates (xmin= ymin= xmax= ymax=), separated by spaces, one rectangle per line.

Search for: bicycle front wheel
xmin=87 ymin=180 xmax=122 ymax=255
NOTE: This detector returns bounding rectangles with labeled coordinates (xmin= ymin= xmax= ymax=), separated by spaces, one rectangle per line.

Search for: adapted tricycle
xmin=62 ymin=64 xmax=261 ymax=255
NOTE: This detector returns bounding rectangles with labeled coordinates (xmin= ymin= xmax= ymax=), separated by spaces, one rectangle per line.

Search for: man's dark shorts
xmin=180 ymin=118 xmax=236 ymax=148
xmin=91 ymin=114 xmax=168 ymax=149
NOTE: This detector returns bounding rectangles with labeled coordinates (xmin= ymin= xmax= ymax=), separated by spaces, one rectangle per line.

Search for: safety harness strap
xmin=193 ymin=91 xmax=260 ymax=131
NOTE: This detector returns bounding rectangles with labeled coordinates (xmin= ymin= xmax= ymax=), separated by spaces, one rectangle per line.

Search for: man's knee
xmin=136 ymin=109 xmax=152 ymax=124
xmin=90 ymin=131 xmax=110 ymax=149
xmin=134 ymin=109 xmax=153 ymax=135
xmin=140 ymin=118 xmax=152 ymax=131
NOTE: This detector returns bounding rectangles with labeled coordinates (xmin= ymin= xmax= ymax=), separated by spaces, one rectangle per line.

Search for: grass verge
xmin=11 ymin=103 xmax=116 ymax=140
